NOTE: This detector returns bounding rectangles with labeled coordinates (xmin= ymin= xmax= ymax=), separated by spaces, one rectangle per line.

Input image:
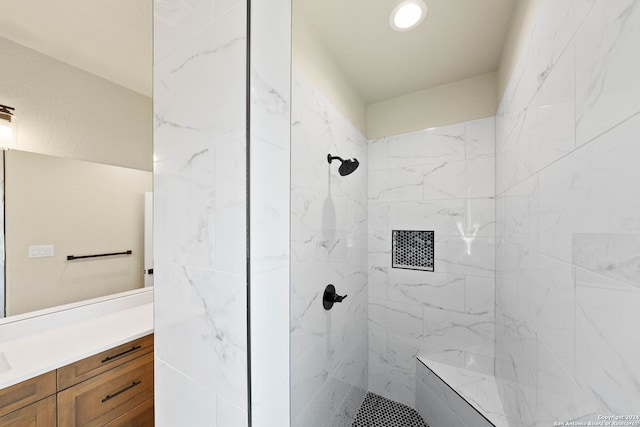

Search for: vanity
xmin=0 ymin=2 xmax=154 ymax=425
xmin=0 ymin=291 xmax=154 ymax=426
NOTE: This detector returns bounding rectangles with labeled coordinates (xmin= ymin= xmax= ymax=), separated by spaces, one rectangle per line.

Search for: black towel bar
xmin=67 ymin=250 xmax=132 ymax=261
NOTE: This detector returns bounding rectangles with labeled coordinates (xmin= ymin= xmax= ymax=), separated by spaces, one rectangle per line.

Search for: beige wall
xmin=5 ymin=151 xmax=152 ymax=316
xmin=497 ymin=0 xmax=543 ymax=102
xmin=292 ymin=8 xmax=367 ymax=135
xmin=0 ymin=37 xmax=152 ymax=172
xmin=367 ymin=72 xmax=497 ymax=138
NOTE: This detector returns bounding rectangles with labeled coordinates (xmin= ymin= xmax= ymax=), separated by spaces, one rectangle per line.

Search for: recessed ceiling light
xmin=390 ymin=0 xmax=427 ymax=32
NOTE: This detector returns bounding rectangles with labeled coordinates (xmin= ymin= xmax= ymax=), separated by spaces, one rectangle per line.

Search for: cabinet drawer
xmin=58 ymin=352 xmax=154 ymax=427
xmin=0 ymin=372 xmax=56 ymax=417
xmin=104 ymin=397 xmax=154 ymax=427
xmin=0 ymin=395 xmax=56 ymax=427
xmin=58 ymin=334 xmax=153 ymax=390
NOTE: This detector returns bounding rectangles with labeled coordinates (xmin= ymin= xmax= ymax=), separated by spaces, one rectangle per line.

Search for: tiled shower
xmin=153 ymin=0 xmax=640 ymax=425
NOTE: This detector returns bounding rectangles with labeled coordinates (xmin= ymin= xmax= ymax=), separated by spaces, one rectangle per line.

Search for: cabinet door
xmin=0 ymin=372 xmax=56 ymax=417
xmin=58 ymin=352 xmax=154 ymax=427
xmin=105 ymin=398 xmax=154 ymax=427
xmin=0 ymin=396 xmax=56 ymax=426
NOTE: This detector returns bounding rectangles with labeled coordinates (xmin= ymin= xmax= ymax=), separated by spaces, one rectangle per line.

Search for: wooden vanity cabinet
xmin=0 ymin=334 xmax=154 ymax=427
xmin=0 ymin=372 xmax=56 ymax=426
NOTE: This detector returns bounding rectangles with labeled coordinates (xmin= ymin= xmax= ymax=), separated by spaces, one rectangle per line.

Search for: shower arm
xmin=327 ymin=154 xmax=344 ymax=164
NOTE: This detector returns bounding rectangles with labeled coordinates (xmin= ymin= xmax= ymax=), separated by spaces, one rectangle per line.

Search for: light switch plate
xmin=29 ymin=245 xmax=55 ymax=258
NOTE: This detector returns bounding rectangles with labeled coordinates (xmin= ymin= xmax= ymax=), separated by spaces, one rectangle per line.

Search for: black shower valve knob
xmin=323 ymin=284 xmax=348 ymax=310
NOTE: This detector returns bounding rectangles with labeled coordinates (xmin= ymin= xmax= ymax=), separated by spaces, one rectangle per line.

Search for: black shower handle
xmin=323 ymin=284 xmax=347 ymax=310
xmin=332 ymin=293 xmax=348 ymax=303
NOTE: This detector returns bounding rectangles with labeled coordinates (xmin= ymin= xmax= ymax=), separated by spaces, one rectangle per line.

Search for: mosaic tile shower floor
xmin=352 ymin=392 xmax=428 ymax=427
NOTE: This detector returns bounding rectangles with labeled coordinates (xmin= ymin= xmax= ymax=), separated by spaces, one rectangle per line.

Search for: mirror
xmin=0 ymin=1 xmax=152 ymax=319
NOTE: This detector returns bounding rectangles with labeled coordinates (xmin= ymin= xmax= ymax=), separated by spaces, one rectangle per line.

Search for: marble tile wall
xmin=495 ymin=0 xmax=640 ymax=424
xmin=249 ymin=0 xmax=291 ymax=425
xmin=291 ymin=72 xmax=368 ymax=427
xmin=368 ymin=117 xmax=497 ymax=408
xmin=153 ymin=1 xmax=249 ymax=425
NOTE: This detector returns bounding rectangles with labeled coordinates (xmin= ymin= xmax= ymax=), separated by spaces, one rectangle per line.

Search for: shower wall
xmin=495 ymin=0 xmax=640 ymax=424
xmin=153 ymin=1 xmax=248 ymax=425
xmin=291 ymin=72 xmax=368 ymax=427
xmin=367 ymin=117 xmax=496 ymax=407
xmin=249 ymin=0 xmax=291 ymax=425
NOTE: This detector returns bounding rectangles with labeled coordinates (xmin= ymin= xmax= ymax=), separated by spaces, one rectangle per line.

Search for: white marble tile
xmin=388 ymin=200 xmax=466 ymax=238
xmin=529 ymin=44 xmax=576 ymax=173
xmin=369 ymin=166 xmax=424 ymax=202
xmin=249 ymin=267 xmax=289 ymax=425
xmin=465 ymin=275 xmax=495 ymax=318
xmin=423 ymin=157 xmax=495 ymax=200
xmin=293 ymin=343 xmax=367 ymax=427
xmin=368 ymin=253 xmax=388 ymax=300
xmin=536 ymin=338 xmax=596 ymax=423
xmin=466 ymin=117 xmax=495 ymax=159
xmin=367 ymin=117 xmax=496 ymax=409
xmin=423 ymin=307 xmax=495 ymax=358
xmin=416 ymin=376 xmax=466 ymax=427
xmin=217 ymin=394 xmax=249 ymax=427
xmin=291 ymin=72 xmax=368 ymax=426
xmin=387 ymin=269 xmax=465 ymax=313
xmin=250 ymin=138 xmax=290 ymax=272
xmin=434 ymin=236 xmax=495 ymax=278
xmin=155 ymin=359 xmax=218 ymax=427
xmin=463 ymin=352 xmax=495 ymax=376
xmin=369 ymin=298 xmax=424 ymax=340
xmin=495 ymin=108 xmax=527 ymax=195
xmin=576 ymin=0 xmax=640 ymax=146
xmin=538 ymin=112 xmax=640 ymax=285
xmin=502 ymin=175 xmax=538 ymax=250
xmin=386 ymin=123 xmax=466 ymax=168
xmin=367 ymin=203 xmax=389 ymax=254
xmin=369 ymin=328 xmax=387 ymax=368
xmin=154 ymin=0 xmax=248 ymax=421
xmin=466 ymin=198 xmax=495 ymax=238
xmin=291 ymin=342 xmax=330 ymax=422
xmin=575 ymin=270 xmax=640 ymax=414
xmin=417 ymin=360 xmax=500 ymax=427
xmin=530 ymin=254 xmax=575 ymax=374
xmin=380 ymin=334 xmax=425 ymax=407
xmin=154 ymin=0 xmax=241 ymax=64
xmin=154 ymin=265 xmax=247 ymax=408
xmin=291 ymin=73 xmax=368 ymax=201
xmin=368 ymin=137 xmax=387 ymax=171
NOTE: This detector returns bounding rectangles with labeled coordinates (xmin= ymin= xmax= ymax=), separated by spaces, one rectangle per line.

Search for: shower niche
xmin=391 ymin=230 xmax=435 ymax=272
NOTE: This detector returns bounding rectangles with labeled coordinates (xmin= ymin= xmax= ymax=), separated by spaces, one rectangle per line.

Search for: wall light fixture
xmin=0 ymin=104 xmax=15 ymax=148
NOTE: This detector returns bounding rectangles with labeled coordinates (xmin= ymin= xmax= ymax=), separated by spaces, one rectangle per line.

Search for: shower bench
xmin=416 ymin=355 xmax=508 ymax=427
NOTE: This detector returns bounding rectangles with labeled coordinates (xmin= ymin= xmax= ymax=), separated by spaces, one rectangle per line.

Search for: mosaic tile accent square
xmin=392 ymin=230 xmax=435 ymax=271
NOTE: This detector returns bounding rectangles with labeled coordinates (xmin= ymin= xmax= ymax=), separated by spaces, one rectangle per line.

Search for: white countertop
xmin=0 ymin=302 xmax=153 ymax=390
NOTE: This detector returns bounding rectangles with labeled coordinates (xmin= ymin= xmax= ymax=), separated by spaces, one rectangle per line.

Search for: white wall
xmin=0 ymin=37 xmax=151 ymax=172
xmin=495 ymin=0 xmax=640 ymax=423
xmin=496 ymin=0 xmax=543 ymax=101
xmin=4 ymin=151 xmax=151 ymax=316
xmin=292 ymin=7 xmax=367 ymax=136
xmin=291 ymin=71 xmax=369 ymax=426
xmin=367 ymin=73 xmax=498 ymax=139
xmin=153 ymin=0 xmax=249 ymax=424
xmin=367 ymin=117 xmax=496 ymax=407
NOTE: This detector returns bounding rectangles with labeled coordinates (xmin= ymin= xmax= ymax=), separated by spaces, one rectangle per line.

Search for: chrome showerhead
xmin=327 ymin=154 xmax=359 ymax=176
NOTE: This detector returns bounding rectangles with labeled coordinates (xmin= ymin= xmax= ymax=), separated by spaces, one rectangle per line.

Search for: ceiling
xmin=296 ymin=0 xmax=519 ymax=104
xmin=0 ymin=0 xmax=152 ymax=97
